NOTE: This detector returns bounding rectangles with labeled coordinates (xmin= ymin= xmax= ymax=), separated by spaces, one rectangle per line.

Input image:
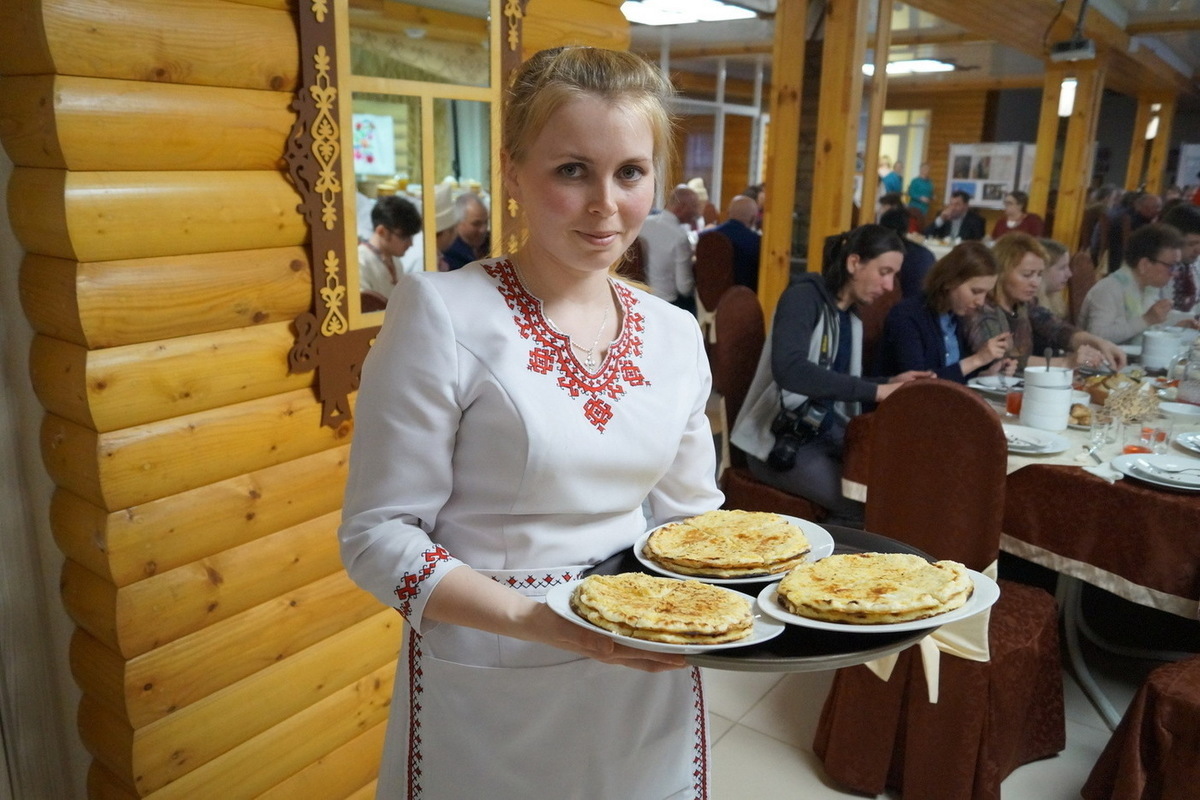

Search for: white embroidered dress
xmin=339 ymin=258 xmax=723 ymax=799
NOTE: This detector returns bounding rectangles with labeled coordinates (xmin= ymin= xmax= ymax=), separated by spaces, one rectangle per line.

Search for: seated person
xmin=923 ymin=190 xmax=986 ymax=241
xmin=640 ymin=185 xmax=701 ymax=310
xmin=879 ymin=207 xmax=935 ymax=298
xmin=965 ymin=233 xmax=1126 ymax=371
xmin=880 ymin=241 xmax=1013 ymax=382
xmin=1161 ymin=204 xmax=1200 ymax=313
xmin=991 ymin=190 xmax=1044 ymax=240
xmin=712 ymin=195 xmax=762 ymax=291
xmin=444 ymin=192 xmax=490 ymax=270
xmin=1078 ymin=223 xmax=1197 ymax=344
xmin=358 ymin=194 xmax=421 ymax=301
xmin=1035 ymin=238 xmax=1071 ymax=322
xmin=730 ymin=224 xmax=933 ymax=526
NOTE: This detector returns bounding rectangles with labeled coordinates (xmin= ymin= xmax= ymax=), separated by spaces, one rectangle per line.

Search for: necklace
xmin=512 ymin=259 xmax=611 ymax=370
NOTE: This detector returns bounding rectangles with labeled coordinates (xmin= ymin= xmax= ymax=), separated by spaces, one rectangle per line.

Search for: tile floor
xmin=706 ymin=633 xmax=1162 ymax=799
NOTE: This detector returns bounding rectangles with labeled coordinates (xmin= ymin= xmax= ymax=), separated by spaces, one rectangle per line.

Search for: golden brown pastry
xmin=570 ymin=573 xmax=754 ymax=644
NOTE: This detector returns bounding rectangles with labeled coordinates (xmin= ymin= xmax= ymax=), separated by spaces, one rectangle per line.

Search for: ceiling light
xmin=620 ymin=0 xmax=756 ymax=26
xmin=1145 ymin=115 xmax=1159 ymax=140
xmin=862 ymin=59 xmax=955 ymax=77
xmin=1058 ymin=78 xmax=1077 ymax=118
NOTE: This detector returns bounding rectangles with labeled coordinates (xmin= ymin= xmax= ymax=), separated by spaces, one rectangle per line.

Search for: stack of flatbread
xmin=775 ymin=552 xmax=973 ymax=624
xmin=570 ymin=573 xmax=754 ymax=644
xmin=643 ymin=510 xmax=811 ymax=578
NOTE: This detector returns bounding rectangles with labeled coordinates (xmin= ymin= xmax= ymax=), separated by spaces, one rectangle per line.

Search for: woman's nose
xmin=589 ymin=180 xmax=617 ymax=215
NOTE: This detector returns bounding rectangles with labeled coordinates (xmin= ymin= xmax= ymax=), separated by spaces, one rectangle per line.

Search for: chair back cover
xmin=1067 ymin=250 xmax=1096 ymax=326
xmin=617 ymin=238 xmax=647 ymax=284
xmin=694 ymin=230 xmax=735 ymax=313
xmin=864 ymin=380 xmax=1006 ymax=571
xmin=711 ymin=286 xmax=764 ymax=431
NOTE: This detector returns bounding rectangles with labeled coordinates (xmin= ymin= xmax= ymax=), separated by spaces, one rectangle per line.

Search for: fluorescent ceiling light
xmin=1058 ymin=78 xmax=1077 ymax=118
xmin=862 ymin=59 xmax=956 ymax=77
xmin=621 ymin=0 xmax=756 ymax=26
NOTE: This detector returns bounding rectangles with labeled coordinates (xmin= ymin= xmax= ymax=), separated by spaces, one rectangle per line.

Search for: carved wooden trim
xmin=286 ymin=0 xmax=376 ymax=430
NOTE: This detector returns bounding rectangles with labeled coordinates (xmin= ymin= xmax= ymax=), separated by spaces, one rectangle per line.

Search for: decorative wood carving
xmin=285 ymin=0 xmax=376 ymax=430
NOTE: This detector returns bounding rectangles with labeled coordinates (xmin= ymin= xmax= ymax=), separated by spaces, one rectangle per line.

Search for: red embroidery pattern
xmin=484 ymin=259 xmax=650 ymax=432
xmin=489 ymin=570 xmax=584 ymax=591
xmin=406 ymin=628 xmax=425 ymax=799
xmin=394 ymin=544 xmax=452 ymax=617
xmin=691 ymin=665 xmax=709 ymax=798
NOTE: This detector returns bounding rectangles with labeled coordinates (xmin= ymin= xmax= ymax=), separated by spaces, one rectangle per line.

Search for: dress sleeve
xmin=644 ymin=321 xmax=724 ymax=526
xmin=338 ymin=275 xmax=468 ymax=632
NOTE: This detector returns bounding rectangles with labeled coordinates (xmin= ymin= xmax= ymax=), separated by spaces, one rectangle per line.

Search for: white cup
xmin=1142 ymin=330 xmax=1183 ymax=370
xmin=1020 ymin=367 xmax=1072 ymax=431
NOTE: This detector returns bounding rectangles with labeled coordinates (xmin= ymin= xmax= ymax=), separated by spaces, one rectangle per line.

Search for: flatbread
xmin=643 ymin=510 xmax=811 ymax=577
xmin=570 ymin=573 xmax=753 ymax=644
xmin=776 ymin=552 xmax=973 ymax=624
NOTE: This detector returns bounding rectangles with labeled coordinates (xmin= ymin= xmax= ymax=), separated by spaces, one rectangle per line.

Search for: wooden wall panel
xmin=20 ymin=248 xmax=312 ymax=350
xmin=253 ymin=723 xmax=387 ymax=800
xmin=888 ymin=88 xmax=989 ymax=214
xmin=521 ymin=0 xmax=630 ymax=54
xmin=9 ymin=168 xmax=307 ymax=263
xmin=721 ymin=114 xmax=754 ymax=213
xmin=50 ymin=446 xmax=349 ymax=587
xmin=0 ymin=75 xmax=295 ymax=171
xmin=30 ymin=323 xmax=313 ymax=432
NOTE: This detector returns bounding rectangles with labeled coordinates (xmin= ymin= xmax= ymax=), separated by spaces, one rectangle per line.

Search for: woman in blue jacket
xmin=880 ymin=241 xmax=1013 ymax=382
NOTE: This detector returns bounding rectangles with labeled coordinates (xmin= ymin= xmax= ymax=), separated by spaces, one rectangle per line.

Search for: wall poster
xmin=945 ymin=142 xmax=1034 ymax=210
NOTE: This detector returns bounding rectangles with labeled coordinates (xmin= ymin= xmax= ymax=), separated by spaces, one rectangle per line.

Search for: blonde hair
xmin=991 ymin=232 xmax=1049 ymax=307
xmin=503 ymin=47 xmax=677 ymax=188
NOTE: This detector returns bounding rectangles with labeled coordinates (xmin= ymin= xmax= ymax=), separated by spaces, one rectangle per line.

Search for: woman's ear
xmin=501 ymin=151 xmax=521 ymax=203
xmin=846 ymin=253 xmax=860 ymax=274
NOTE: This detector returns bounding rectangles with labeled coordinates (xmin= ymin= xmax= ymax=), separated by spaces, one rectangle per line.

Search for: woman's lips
xmin=578 ymin=230 xmax=620 ymax=246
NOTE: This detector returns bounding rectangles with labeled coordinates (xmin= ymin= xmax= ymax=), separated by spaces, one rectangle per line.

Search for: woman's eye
xmin=618 ymin=165 xmax=645 ymax=181
xmin=558 ymin=163 xmax=584 ymax=178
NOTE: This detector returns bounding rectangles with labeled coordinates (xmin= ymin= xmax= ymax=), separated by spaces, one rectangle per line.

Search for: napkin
xmin=863 ymin=560 xmax=996 ymax=704
xmin=1082 ymin=463 xmax=1123 ymax=483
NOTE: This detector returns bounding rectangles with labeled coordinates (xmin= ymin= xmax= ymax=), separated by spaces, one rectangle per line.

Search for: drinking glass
xmin=1005 ymin=387 xmax=1023 ymax=417
xmin=1152 ymin=418 xmax=1172 ymax=455
xmin=1089 ymin=410 xmax=1115 ymax=451
xmin=1122 ymin=422 xmax=1154 ymax=455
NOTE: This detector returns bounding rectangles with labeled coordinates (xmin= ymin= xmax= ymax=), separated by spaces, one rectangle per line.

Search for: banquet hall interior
xmin=1 ymin=0 xmax=1198 ymax=797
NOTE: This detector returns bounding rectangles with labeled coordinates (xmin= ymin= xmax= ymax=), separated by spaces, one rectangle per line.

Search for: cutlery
xmin=1083 ymin=445 xmax=1102 ymax=465
xmin=1007 ymin=435 xmax=1041 ymax=449
xmin=1134 ymin=458 xmax=1200 ymax=476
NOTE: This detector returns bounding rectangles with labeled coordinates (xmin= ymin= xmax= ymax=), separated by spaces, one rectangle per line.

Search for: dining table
xmin=840 ymin=390 xmax=1200 ymax=729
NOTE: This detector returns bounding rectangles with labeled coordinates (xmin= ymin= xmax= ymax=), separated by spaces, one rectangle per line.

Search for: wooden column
xmin=1143 ymin=95 xmax=1176 ymax=195
xmin=1124 ymin=98 xmax=1154 ymax=190
xmin=859 ymin=0 xmax=893 ymax=220
xmin=807 ymin=0 xmax=870 ymax=271
xmin=1054 ymin=61 xmax=1106 ymax=248
xmin=1028 ymin=65 xmax=1067 ymax=219
xmin=758 ymin=0 xmax=808 ymax=320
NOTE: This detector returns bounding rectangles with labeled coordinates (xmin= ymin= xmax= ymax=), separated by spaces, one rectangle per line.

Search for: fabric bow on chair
xmin=813 ymin=380 xmax=1065 ymax=800
xmin=694 ymin=230 xmax=735 ymax=345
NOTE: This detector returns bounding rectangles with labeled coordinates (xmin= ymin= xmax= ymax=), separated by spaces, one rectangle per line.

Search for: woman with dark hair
xmin=731 ymin=224 xmax=933 ymax=524
xmin=991 ymin=190 xmax=1044 ymax=240
xmin=879 ymin=241 xmax=1013 ymax=381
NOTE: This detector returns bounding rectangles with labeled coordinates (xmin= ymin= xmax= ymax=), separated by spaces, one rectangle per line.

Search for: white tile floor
xmin=706 ymin=635 xmax=1161 ymax=799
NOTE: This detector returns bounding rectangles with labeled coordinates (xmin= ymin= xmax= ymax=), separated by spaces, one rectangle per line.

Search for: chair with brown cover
xmin=710 ymin=285 xmax=827 ymax=521
xmin=361 ymin=290 xmax=389 ymax=312
xmin=1067 ymin=249 xmax=1097 ymax=326
xmin=1082 ymin=655 xmax=1200 ymax=800
xmin=694 ymin=230 xmax=735 ymax=342
xmin=813 ymin=380 xmax=1064 ymax=800
xmin=617 ymin=238 xmax=646 ymax=284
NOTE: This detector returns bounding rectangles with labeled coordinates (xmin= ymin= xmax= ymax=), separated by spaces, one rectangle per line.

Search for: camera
xmin=766 ymin=402 xmax=825 ymax=471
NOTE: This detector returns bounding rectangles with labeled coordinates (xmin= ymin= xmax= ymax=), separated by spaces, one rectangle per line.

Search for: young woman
xmin=1036 ymin=237 xmax=1072 ymax=321
xmin=731 ymin=224 xmax=932 ymax=524
xmin=991 ymin=190 xmax=1044 ymax=240
xmin=964 ymin=232 xmax=1125 ymax=371
xmin=339 ymin=47 xmax=723 ymax=798
xmin=879 ymin=241 xmax=1013 ymax=381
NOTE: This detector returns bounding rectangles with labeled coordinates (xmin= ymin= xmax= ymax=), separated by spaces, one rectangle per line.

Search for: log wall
xmin=0 ymin=0 xmax=387 ymax=796
xmin=0 ymin=0 xmax=629 ymax=796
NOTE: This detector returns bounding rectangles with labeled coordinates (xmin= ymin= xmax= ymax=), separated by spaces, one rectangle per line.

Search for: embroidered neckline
xmin=485 ymin=258 xmax=649 ymax=432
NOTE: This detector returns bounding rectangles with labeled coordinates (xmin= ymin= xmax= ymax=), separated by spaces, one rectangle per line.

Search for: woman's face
xmin=844 ymin=250 xmax=902 ymax=306
xmin=503 ymin=94 xmax=655 ymax=279
xmin=1002 ymin=251 xmax=1045 ymax=305
xmin=1042 ymin=253 xmax=1072 ymax=293
xmin=1002 ymin=194 xmax=1023 ymax=218
xmin=948 ymin=275 xmax=998 ymax=316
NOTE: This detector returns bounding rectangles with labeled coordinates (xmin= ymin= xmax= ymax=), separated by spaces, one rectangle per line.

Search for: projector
xmin=1049 ymin=38 xmax=1096 ymax=62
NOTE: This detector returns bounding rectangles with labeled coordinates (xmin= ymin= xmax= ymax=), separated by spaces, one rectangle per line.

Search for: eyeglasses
xmin=1150 ymin=259 xmax=1184 ymax=271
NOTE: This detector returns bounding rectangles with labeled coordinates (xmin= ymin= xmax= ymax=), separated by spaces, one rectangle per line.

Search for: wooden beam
xmin=1125 ymin=18 xmax=1200 ymax=35
xmin=808 ymin=0 xmax=871 ymax=270
xmin=637 ymin=43 xmax=774 ymax=61
xmin=860 ymin=0 xmax=894 ymax=219
xmin=1053 ymin=61 xmax=1106 ymax=249
xmin=758 ymin=0 xmax=808 ymax=321
xmin=1125 ymin=98 xmax=1154 ymax=190
xmin=669 ymin=70 xmax=769 ymax=103
xmin=889 ymin=28 xmax=989 ymax=46
xmin=1144 ymin=95 xmax=1176 ymax=194
xmin=1028 ymin=65 xmax=1066 ymax=219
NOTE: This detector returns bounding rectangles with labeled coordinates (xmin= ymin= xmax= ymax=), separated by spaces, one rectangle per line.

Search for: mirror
xmin=287 ymin=0 xmax=505 ymax=428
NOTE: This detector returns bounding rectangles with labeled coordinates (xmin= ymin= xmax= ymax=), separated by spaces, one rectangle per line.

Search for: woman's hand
xmin=876 ymin=370 xmax=934 ymax=401
xmin=964 ymin=332 xmax=1012 ymax=375
xmin=525 ymin=602 xmax=687 ymax=673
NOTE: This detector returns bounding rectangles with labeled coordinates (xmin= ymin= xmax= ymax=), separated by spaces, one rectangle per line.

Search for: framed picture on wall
xmin=945 ymin=143 xmax=1032 ymax=209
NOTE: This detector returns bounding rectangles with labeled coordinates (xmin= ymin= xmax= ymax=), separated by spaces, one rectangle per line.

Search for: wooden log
xmin=87 ymin=762 xmax=140 ymax=800
xmin=8 ymin=168 xmax=308 ymax=263
xmin=78 ymin=611 xmax=400 ymax=795
xmin=522 ymin=0 xmax=630 ymax=54
xmin=70 ymin=569 xmax=383 ymax=728
xmin=19 ymin=248 xmax=312 ymax=350
xmin=0 ymin=75 xmax=294 ymax=172
xmin=253 ymin=722 xmax=387 ymax=800
xmin=0 ymin=0 xmax=299 ymax=92
xmin=29 ymin=323 xmax=313 ymax=432
xmin=50 ymin=446 xmax=349 ymax=587
xmin=88 ymin=661 xmax=396 ymax=799
xmin=61 ymin=510 xmax=345 ymax=658
xmin=40 ymin=389 xmax=353 ymax=512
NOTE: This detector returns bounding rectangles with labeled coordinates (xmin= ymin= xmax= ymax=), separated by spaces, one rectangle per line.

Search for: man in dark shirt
xmin=712 ymin=195 xmax=762 ymax=291
xmin=923 ymin=190 xmax=986 ymax=241
xmin=444 ymin=192 xmax=490 ymax=270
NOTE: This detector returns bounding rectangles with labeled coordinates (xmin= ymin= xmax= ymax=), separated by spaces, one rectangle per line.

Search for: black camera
xmin=766 ymin=402 xmax=825 ymax=471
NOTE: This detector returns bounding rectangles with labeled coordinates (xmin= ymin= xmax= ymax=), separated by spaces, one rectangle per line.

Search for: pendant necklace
xmin=513 ymin=259 xmax=610 ymax=370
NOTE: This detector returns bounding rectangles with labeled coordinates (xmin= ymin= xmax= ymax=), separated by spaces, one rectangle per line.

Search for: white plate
xmin=1176 ymin=432 xmax=1200 ymax=456
xmin=1112 ymin=453 xmax=1200 ymax=490
xmin=967 ymin=377 xmax=1016 ymax=395
xmin=756 ymin=569 xmax=1001 ymax=634
xmin=634 ymin=515 xmax=836 ymax=585
xmin=544 ymin=580 xmax=785 ymax=654
xmin=1002 ymin=424 xmax=1070 ymax=455
xmin=1120 ymin=344 xmax=1142 ymax=358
